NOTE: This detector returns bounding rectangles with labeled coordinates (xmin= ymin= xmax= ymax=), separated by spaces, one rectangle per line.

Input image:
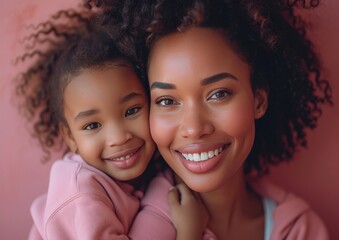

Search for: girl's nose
xmin=107 ymin=123 xmax=133 ymax=147
xmin=179 ymin=105 xmax=214 ymax=140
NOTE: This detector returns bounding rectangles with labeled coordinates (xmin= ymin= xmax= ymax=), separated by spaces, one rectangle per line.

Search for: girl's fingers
xmin=169 ymin=183 xmax=201 ymax=206
xmin=168 ymin=187 xmax=180 ymax=207
xmin=175 ymin=183 xmax=191 ymax=196
xmin=175 ymin=183 xmax=197 ymax=204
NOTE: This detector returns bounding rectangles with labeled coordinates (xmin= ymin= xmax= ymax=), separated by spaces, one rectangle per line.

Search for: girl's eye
xmin=125 ymin=107 xmax=141 ymax=117
xmin=208 ymin=89 xmax=231 ymax=100
xmin=84 ymin=122 xmax=101 ymax=130
xmin=155 ymin=97 xmax=178 ymax=106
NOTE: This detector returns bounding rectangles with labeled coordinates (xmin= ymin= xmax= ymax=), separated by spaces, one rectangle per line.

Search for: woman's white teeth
xmin=182 ymin=147 xmax=223 ymax=162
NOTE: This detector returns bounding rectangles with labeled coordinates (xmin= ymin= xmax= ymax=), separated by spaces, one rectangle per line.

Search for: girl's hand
xmin=168 ymin=183 xmax=209 ymax=240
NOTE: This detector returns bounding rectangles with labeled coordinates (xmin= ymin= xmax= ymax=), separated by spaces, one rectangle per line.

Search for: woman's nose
xmin=179 ymin=105 xmax=214 ymax=140
xmin=107 ymin=123 xmax=133 ymax=147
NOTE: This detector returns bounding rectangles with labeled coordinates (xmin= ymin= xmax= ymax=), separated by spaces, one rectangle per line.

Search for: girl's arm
xmin=128 ymin=173 xmax=176 ymax=239
xmin=168 ymin=183 xmax=209 ymax=240
xmin=128 ymin=173 xmax=208 ymax=240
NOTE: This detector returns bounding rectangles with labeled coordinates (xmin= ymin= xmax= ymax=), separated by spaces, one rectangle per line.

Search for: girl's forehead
xmin=65 ymin=65 xmax=142 ymax=95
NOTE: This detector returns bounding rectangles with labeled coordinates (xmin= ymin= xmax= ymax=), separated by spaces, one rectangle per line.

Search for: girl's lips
xmin=104 ymin=145 xmax=142 ymax=161
xmin=176 ymin=143 xmax=230 ymax=173
xmin=103 ymin=144 xmax=144 ymax=169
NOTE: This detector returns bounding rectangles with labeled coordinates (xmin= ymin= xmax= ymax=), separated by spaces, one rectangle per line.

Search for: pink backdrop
xmin=0 ymin=1 xmax=338 ymax=239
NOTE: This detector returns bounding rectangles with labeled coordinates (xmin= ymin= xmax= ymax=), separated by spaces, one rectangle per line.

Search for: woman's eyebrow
xmin=150 ymin=82 xmax=176 ymax=90
xmin=150 ymin=72 xmax=237 ymax=90
xmin=201 ymin=72 xmax=238 ymax=85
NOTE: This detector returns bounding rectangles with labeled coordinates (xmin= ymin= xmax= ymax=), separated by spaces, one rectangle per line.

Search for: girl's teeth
xmin=182 ymin=147 xmax=224 ymax=162
xmin=113 ymin=152 xmax=134 ymax=161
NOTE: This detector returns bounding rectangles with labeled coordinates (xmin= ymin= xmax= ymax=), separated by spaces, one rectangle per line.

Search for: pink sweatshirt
xmin=29 ymin=152 xmax=328 ymax=239
xmin=129 ymin=171 xmax=329 ymax=240
xmin=28 ymin=153 xmax=141 ymax=240
xmin=251 ymin=179 xmax=329 ymax=239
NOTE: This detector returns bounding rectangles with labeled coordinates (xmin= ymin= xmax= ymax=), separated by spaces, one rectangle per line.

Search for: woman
xmin=95 ymin=0 xmax=331 ymax=239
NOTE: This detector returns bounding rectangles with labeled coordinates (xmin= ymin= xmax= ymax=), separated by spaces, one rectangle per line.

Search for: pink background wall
xmin=0 ymin=0 xmax=338 ymax=239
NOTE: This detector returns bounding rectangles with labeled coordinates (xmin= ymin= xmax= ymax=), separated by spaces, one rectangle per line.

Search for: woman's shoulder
xmin=250 ymin=178 xmax=329 ymax=240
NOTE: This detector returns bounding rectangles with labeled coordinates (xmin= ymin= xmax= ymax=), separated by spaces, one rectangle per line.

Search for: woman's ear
xmin=254 ymin=88 xmax=268 ymax=119
xmin=59 ymin=123 xmax=78 ymax=153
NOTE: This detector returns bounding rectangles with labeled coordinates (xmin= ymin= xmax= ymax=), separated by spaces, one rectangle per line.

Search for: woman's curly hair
xmin=92 ymin=0 xmax=332 ymax=175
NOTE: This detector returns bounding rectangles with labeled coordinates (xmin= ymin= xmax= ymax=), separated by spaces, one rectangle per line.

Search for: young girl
xmin=90 ymin=0 xmax=333 ymax=239
xmin=16 ymin=11 xmax=207 ymax=240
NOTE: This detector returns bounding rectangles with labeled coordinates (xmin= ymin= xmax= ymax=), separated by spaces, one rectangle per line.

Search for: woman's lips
xmin=176 ymin=144 xmax=230 ymax=173
xmin=181 ymin=146 xmax=224 ymax=162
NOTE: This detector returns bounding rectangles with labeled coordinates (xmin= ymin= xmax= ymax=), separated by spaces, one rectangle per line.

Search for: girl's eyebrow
xmin=75 ymin=109 xmax=98 ymax=121
xmin=119 ymin=92 xmax=143 ymax=103
xmin=201 ymin=72 xmax=238 ymax=85
xmin=74 ymin=92 xmax=142 ymax=121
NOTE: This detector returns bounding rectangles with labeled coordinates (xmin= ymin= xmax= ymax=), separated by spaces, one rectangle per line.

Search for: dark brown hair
xmin=15 ymin=9 xmax=148 ymax=159
xmin=91 ymin=0 xmax=332 ymax=175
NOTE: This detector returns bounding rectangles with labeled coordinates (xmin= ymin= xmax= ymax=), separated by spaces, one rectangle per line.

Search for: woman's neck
xmin=199 ymin=170 xmax=264 ymax=239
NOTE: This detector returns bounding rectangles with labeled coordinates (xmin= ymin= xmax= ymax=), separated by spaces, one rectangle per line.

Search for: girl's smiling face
xmin=61 ymin=63 xmax=155 ymax=181
xmin=148 ymin=27 xmax=267 ymax=192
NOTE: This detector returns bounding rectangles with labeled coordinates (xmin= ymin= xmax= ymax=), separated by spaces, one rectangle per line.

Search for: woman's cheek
xmin=226 ymin=106 xmax=256 ymax=158
xmin=150 ymin=113 xmax=175 ymax=147
xmin=215 ymin=100 xmax=256 ymax=139
xmin=231 ymin=109 xmax=255 ymax=135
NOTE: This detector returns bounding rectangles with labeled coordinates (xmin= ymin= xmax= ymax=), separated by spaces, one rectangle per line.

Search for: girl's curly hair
xmin=92 ymin=0 xmax=332 ymax=175
xmin=15 ymin=8 xmax=148 ymax=161
xmin=15 ymin=10 xmax=93 ymax=159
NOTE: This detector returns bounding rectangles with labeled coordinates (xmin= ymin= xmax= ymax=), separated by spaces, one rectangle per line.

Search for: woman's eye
xmin=155 ymin=97 xmax=178 ymax=106
xmin=125 ymin=107 xmax=141 ymax=117
xmin=84 ymin=122 xmax=101 ymax=130
xmin=208 ymin=90 xmax=231 ymax=100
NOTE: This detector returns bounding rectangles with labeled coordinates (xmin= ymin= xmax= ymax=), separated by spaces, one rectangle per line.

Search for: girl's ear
xmin=254 ymin=88 xmax=268 ymax=119
xmin=59 ymin=123 xmax=78 ymax=153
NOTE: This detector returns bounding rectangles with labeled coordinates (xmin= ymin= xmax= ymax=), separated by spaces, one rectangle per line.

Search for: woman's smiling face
xmin=148 ymin=27 xmax=267 ymax=192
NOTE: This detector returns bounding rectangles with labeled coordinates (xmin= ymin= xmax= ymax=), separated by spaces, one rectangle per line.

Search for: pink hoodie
xmin=129 ymin=171 xmax=329 ymax=240
xmin=29 ymin=152 xmax=328 ymax=239
xmin=28 ymin=153 xmax=141 ymax=240
xmin=251 ymin=179 xmax=329 ymax=239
